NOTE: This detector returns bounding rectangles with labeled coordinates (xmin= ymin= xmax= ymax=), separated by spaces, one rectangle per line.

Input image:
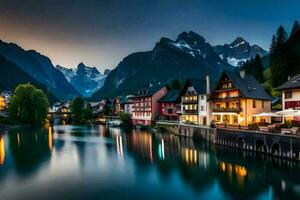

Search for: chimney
xmin=205 ymin=74 xmax=210 ymax=94
xmin=239 ymin=69 xmax=245 ymax=79
xmin=288 ymin=76 xmax=291 ymax=81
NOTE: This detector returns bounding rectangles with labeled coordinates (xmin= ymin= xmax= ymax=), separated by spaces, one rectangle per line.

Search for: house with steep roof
xmin=130 ymin=85 xmax=167 ymax=125
xmin=209 ymin=70 xmax=273 ymax=126
xmin=158 ymin=90 xmax=181 ymax=121
xmin=180 ymin=75 xmax=211 ymax=125
xmin=277 ymin=74 xmax=300 ymax=123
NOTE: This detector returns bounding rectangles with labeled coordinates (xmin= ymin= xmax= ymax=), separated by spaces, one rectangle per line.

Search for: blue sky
xmin=0 ymin=0 xmax=299 ymax=71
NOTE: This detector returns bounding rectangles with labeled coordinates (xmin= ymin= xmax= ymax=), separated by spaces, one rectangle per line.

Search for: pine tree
xmin=269 ymin=35 xmax=277 ymax=53
xmin=270 ymin=25 xmax=289 ymax=87
xmin=276 ymin=25 xmax=287 ymax=45
xmin=290 ymin=20 xmax=300 ymax=38
xmin=252 ymin=55 xmax=264 ymax=83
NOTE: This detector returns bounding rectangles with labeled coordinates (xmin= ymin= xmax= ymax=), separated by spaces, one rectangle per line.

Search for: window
xmin=201 ymin=106 xmax=204 ymax=111
xmin=201 ymin=95 xmax=204 ymax=100
xmin=285 ymin=91 xmax=292 ymax=99
xmin=253 ymin=100 xmax=256 ymax=108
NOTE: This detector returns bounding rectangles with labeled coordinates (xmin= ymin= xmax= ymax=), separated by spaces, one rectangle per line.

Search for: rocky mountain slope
xmin=0 ymin=40 xmax=79 ymax=100
xmin=91 ymin=31 xmax=232 ymax=100
xmin=213 ymin=37 xmax=268 ymax=67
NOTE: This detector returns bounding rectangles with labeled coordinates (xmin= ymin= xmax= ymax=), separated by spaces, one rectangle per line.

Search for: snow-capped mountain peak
xmin=56 ymin=63 xmax=110 ymax=97
xmin=213 ymin=37 xmax=268 ymax=67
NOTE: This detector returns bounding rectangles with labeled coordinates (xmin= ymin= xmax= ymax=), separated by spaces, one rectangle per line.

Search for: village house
xmin=277 ymin=74 xmax=300 ymax=123
xmin=123 ymin=95 xmax=133 ymax=114
xmin=130 ymin=85 xmax=167 ymax=125
xmin=180 ymin=75 xmax=211 ymax=125
xmin=0 ymin=95 xmax=5 ymax=111
xmin=209 ymin=70 xmax=273 ymax=126
xmin=158 ymin=90 xmax=181 ymax=121
xmin=0 ymin=91 xmax=12 ymax=111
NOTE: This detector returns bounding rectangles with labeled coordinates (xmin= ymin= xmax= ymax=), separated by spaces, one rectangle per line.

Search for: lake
xmin=0 ymin=125 xmax=299 ymax=200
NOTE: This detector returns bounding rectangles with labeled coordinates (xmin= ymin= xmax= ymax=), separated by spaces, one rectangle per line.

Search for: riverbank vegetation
xmin=241 ymin=21 xmax=300 ymax=97
xmin=70 ymin=97 xmax=93 ymax=123
xmin=8 ymin=83 xmax=49 ymax=124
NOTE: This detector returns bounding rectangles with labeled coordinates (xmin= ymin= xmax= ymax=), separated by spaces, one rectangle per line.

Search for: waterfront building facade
xmin=130 ymin=86 xmax=167 ymax=125
xmin=277 ymin=74 xmax=300 ymax=123
xmin=180 ymin=75 xmax=211 ymax=125
xmin=0 ymin=96 xmax=5 ymax=111
xmin=123 ymin=95 xmax=133 ymax=114
xmin=158 ymin=90 xmax=180 ymax=121
xmin=209 ymin=70 xmax=273 ymax=126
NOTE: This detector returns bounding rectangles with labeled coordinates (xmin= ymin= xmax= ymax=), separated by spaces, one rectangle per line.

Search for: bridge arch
xmin=271 ymin=143 xmax=281 ymax=156
xmin=237 ymin=137 xmax=245 ymax=149
xmin=255 ymin=140 xmax=268 ymax=153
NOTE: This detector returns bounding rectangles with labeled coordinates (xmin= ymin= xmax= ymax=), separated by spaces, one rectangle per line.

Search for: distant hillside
xmin=0 ymin=40 xmax=79 ymax=100
xmin=0 ymin=55 xmax=57 ymax=103
xmin=91 ymin=31 xmax=232 ymax=100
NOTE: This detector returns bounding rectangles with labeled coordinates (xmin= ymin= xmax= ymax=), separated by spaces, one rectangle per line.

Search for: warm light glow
xmin=48 ymin=127 xmax=53 ymax=150
xmin=235 ymin=165 xmax=247 ymax=177
xmin=17 ymin=133 xmax=20 ymax=146
xmin=0 ymin=135 xmax=5 ymax=165
xmin=220 ymin=162 xmax=226 ymax=172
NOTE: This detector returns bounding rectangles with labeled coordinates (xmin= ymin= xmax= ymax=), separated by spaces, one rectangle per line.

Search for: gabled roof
xmin=220 ymin=70 xmax=273 ymax=100
xmin=158 ymin=90 xmax=180 ymax=103
xmin=180 ymin=78 xmax=207 ymax=95
xmin=276 ymin=74 xmax=300 ymax=90
xmin=188 ymin=79 xmax=207 ymax=94
xmin=132 ymin=84 xmax=166 ymax=98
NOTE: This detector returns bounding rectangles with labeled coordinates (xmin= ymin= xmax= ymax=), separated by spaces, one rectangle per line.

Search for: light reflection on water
xmin=0 ymin=125 xmax=299 ymax=199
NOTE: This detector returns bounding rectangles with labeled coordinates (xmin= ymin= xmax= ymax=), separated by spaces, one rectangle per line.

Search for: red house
xmin=158 ymin=90 xmax=181 ymax=121
xmin=130 ymin=85 xmax=167 ymax=125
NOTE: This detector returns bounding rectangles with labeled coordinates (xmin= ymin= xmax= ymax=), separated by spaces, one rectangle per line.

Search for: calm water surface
xmin=0 ymin=125 xmax=299 ymax=200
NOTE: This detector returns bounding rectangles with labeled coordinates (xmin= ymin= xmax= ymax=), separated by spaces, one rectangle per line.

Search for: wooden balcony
xmin=182 ymin=100 xmax=198 ymax=104
xmin=211 ymin=95 xmax=242 ymax=102
xmin=212 ymin=107 xmax=242 ymax=113
xmin=182 ymin=109 xmax=198 ymax=114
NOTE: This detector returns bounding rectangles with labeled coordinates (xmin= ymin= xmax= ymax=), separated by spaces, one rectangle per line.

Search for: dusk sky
xmin=0 ymin=0 xmax=299 ymax=72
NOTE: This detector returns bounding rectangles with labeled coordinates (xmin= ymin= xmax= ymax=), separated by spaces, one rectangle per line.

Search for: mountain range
xmin=56 ymin=63 xmax=109 ymax=97
xmin=91 ymin=32 xmax=267 ymax=100
xmin=0 ymin=31 xmax=268 ymax=101
xmin=213 ymin=37 xmax=268 ymax=66
xmin=0 ymin=40 xmax=79 ymax=100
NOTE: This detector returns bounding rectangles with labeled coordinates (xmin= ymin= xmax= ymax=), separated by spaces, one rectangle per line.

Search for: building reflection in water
xmin=158 ymin=139 xmax=165 ymax=160
xmin=48 ymin=127 xmax=53 ymax=150
xmin=219 ymin=161 xmax=248 ymax=189
xmin=0 ymin=135 xmax=5 ymax=165
xmin=116 ymin=135 xmax=124 ymax=158
xmin=126 ymin=130 xmax=153 ymax=162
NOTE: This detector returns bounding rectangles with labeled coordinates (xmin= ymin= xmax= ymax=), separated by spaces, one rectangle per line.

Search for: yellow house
xmin=0 ymin=96 xmax=5 ymax=111
xmin=209 ymin=70 xmax=273 ymax=126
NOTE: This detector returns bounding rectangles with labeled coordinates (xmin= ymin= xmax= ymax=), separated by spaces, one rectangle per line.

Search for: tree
xmin=169 ymin=79 xmax=182 ymax=90
xmin=9 ymin=83 xmax=49 ymax=124
xmin=270 ymin=25 xmax=289 ymax=87
xmin=120 ymin=112 xmax=131 ymax=126
xmin=84 ymin=103 xmax=93 ymax=120
xmin=276 ymin=25 xmax=287 ymax=45
xmin=240 ymin=55 xmax=264 ymax=83
xmin=252 ymin=55 xmax=264 ymax=83
xmin=269 ymin=35 xmax=277 ymax=53
xmin=290 ymin=20 xmax=300 ymax=38
xmin=70 ymin=97 xmax=85 ymax=121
